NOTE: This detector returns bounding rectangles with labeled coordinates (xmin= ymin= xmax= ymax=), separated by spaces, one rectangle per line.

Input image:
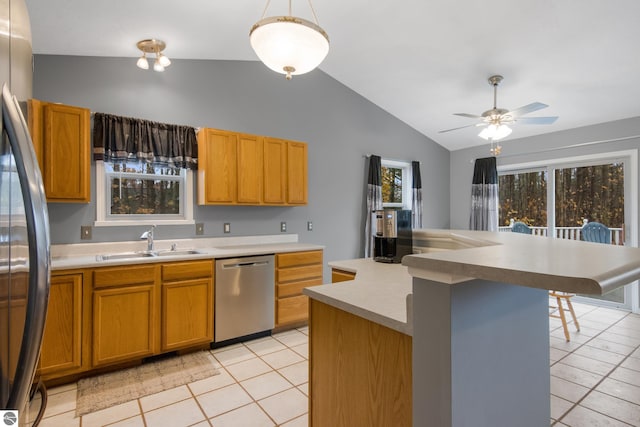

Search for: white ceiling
xmin=24 ymin=0 xmax=640 ymax=151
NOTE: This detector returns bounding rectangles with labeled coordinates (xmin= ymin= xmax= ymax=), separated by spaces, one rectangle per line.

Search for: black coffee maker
xmin=373 ymin=209 xmax=413 ymax=263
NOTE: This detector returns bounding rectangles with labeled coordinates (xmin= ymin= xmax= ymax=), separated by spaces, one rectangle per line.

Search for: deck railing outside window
xmin=498 ymin=222 xmax=624 ymax=245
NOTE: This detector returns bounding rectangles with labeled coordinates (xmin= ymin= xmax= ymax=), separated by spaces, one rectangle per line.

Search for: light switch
xmin=195 ymin=223 xmax=204 ymax=235
xmin=307 ymin=221 xmax=313 ymax=231
xmin=81 ymin=225 xmax=92 ymax=240
xmin=224 ymin=223 xmax=231 ymax=233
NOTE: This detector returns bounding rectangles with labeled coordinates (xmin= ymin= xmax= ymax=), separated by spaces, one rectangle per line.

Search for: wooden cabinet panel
xmin=310 ymin=299 xmax=412 ymax=427
xmin=275 ymin=250 xmax=323 ymax=328
xmin=93 ymin=265 xmax=157 ymax=289
xmin=162 ymin=260 xmax=213 ymax=282
xmin=198 ymin=128 xmax=307 ymax=206
xmin=28 ymin=100 xmax=90 ymax=202
xmin=277 ymin=295 xmax=309 ymax=325
xmin=263 ymin=137 xmax=287 ymax=204
xmin=162 ymin=278 xmax=213 ymax=351
xmin=277 ymin=277 xmax=323 ymax=298
xmin=287 ymin=141 xmax=308 ymax=205
xmin=277 ymin=250 xmax=323 ymax=268
xmin=93 ymin=284 xmax=158 ymax=366
xmin=40 ymin=273 xmax=83 ymax=376
xmin=277 ymin=265 xmax=323 ymax=283
xmin=332 ymin=269 xmax=356 ymax=283
xmin=237 ymin=134 xmax=263 ymax=204
xmin=197 ymin=128 xmax=237 ymax=204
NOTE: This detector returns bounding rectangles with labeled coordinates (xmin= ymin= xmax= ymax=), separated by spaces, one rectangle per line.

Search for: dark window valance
xmin=92 ymin=112 xmax=198 ymax=170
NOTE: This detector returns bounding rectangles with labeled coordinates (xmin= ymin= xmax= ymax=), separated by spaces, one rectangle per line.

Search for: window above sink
xmin=94 ymin=161 xmax=195 ymax=227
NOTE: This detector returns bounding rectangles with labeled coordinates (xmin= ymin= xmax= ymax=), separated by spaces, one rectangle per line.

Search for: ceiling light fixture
xmin=249 ymin=0 xmax=329 ymax=80
xmin=136 ymin=39 xmax=171 ymax=72
xmin=478 ymin=123 xmax=512 ymax=141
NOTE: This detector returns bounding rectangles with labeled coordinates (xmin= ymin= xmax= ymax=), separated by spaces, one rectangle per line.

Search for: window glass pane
xmin=554 ymin=163 xmax=624 ymax=228
xmin=498 ymin=170 xmax=547 ymax=227
xmin=382 ymin=166 xmax=403 ymax=204
xmin=106 ymin=161 xmax=183 ymax=217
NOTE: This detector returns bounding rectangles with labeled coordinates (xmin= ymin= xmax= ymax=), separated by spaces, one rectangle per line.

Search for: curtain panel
xmin=469 ymin=156 xmax=499 ymax=231
xmin=92 ymin=112 xmax=198 ymax=170
xmin=411 ymin=161 xmax=423 ymax=229
xmin=364 ymin=155 xmax=383 ymax=258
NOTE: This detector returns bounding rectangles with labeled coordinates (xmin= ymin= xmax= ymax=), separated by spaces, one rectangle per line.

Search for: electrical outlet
xmin=80 ymin=225 xmax=92 ymax=240
xmin=224 ymin=223 xmax=231 ymax=233
xmin=195 ymin=223 xmax=204 ymax=235
xmin=280 ymin=222 xmax=287 ymax=232
xmin=307 ymin=221 xmax=313 ymax=231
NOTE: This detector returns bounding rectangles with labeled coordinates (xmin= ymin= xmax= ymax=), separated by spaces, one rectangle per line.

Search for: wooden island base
xmin=309 ymin=299 xmax=412 ymax=427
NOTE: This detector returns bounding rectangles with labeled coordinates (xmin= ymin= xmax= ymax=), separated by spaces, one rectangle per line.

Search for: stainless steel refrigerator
xmin=0 ymin=0 xmax=51 ymax=426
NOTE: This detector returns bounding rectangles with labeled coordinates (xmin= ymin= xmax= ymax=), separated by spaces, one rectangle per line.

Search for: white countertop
xmin=304 ymin=258 xmax=413 ymax=336
xmin=51 ymin=234 xmax=323 ymax=270
xmin=304 ymin=229 xmax=640 ymax=336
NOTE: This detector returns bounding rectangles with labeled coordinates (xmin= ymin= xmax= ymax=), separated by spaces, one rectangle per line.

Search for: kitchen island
xmin=304 ymin=229 xmax=640 ymax=427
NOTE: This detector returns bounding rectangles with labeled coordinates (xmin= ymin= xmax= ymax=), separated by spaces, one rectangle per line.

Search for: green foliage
xmin=382 ymin=166 xmax=403 ymax=204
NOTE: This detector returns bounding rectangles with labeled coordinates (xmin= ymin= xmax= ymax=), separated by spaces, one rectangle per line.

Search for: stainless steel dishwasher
xmin=215 ymin=255 xmax=275 ymax=342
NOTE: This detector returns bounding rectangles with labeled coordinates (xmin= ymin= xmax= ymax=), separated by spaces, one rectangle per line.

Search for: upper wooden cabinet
xmin=198 ymin=128 xmax=308 ymax=206
xmin=28 ymin=99 xmax=91 ymax=203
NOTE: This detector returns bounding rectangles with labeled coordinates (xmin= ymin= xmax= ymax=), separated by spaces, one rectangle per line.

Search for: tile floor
xmin=34 ymin=301 xmax=640 ymax=427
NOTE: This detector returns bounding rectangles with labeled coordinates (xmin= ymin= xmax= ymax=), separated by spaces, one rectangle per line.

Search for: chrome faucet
xmin=140 ymin=225 xmax=156 ymax=252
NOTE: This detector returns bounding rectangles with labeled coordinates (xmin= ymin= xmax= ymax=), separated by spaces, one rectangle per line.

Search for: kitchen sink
xmin=96 ymin=252 xmax=156 ymax=261
xmin=96 ymin=249 xmax=202 ymax=261
xmin=155 ymin=249 xmax=202 ymax=256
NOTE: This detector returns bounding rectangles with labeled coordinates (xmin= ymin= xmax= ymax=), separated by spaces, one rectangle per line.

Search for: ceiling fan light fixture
xmin=249 ymin=0 xmax=329 ymax=80
xmin=479 ymin=124 xmax=512 ymax=141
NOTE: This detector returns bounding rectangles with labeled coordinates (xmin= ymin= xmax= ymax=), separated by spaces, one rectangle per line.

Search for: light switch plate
xmin=281 ymin=222 xmax=287 ymax=232
xmin=81 ymin=225 xmax=92 ymax=240
xmin=307 ymin=221 xmax=313 ymax=231
xmin=195 ymin=223 xmax=204 ymax=235
xmin=224 ymin=223 xmax=231 ymax=233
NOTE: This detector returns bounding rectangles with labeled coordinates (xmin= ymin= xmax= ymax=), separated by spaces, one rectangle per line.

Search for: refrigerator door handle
xmin=2 ymin=84 xmax=51 ymax=412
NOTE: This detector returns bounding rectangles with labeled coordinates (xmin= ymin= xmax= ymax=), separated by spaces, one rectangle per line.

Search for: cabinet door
xmin=287 ymin=141 xmax=308 ymax=205
xmin=43 ymin=103 xmax=90 ymax=202
xmin=162 ymin=278 xmax=213 ymax=351
xmin=40 ymin=273 xmax=83 ymax=376
xmin=237 ymin=134 xmax=263 ymax=204
xmin=93 ymin=284 xmax=158 ymax=366
xmin=197 ymin=128 xmax=237 ymax=204
xmin=263 ymin=138 xmax=287 ymax=204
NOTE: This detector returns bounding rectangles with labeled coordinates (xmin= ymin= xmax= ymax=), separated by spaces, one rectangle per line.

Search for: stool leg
xmin=565 ymin=297 xmax=580 ymax=331
xmin=557 ymin=296 xmax=570 ymax=341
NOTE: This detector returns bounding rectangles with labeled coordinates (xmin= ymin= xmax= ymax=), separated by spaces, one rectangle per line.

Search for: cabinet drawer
xmin=277 ymin=277 xmax=323 ymax=298
xmin=277 ymin=264 xmax=322 ymax=283
xmin=277 ymin=250 xmax=323 ymax=268
xmin=277 ymin=295 xmax=308 ymax=325
xmin=331 ymin=269 xmax=356 ymax=283
xmin=162 ymin=260 xmax=213 ymax=282
xmin=93 ymin=265 xmax=157 ymax=289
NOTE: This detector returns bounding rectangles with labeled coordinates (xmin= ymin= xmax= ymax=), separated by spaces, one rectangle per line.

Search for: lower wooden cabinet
xmin=161 ymin=260 xmax=214 ymax=351
xmin=39 ymin=273 xmax=83 ymax=376
xmin=275 ymin=250 xmax=323 ymax=327
xmin=92 ymin=265 xmax=159 ymax=367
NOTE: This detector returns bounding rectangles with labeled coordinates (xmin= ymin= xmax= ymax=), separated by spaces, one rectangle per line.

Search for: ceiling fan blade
xmin=507 ymin=102 xmax=548 ymax=117
xmin=515 ymin=116 xmax=559 ymax=125
xmin=453 ymin=113 xmax=482 ymax=119
xmin=439 ymin=123 xmax=485 ymax=133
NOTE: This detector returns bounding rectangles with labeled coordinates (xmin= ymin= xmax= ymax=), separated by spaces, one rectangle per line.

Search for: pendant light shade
xmin=250 ymin=1 xmax=329 ymax=80
xmin=136 ymin=55 xmax=149 ymax=70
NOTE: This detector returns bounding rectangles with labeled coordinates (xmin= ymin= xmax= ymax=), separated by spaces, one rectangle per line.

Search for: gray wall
xmin=450 ymin=117 xmax=640 ymax=240
xmin=34 ymin=55 xmax=450 ymax=275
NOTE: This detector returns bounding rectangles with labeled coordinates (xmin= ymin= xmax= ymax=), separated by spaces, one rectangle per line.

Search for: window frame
xmin=381 ymin=158 xmax=413 ymax=210
xmin=94 ymin=160 xmax=194 ymax=226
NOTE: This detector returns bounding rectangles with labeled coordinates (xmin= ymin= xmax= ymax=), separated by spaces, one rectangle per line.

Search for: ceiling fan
xmin=439 ymin=75 xmax=559 ymax=142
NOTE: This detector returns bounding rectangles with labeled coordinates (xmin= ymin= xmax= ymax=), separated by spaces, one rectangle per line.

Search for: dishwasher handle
xmin=222 ymin=261 xmax=270 ymax=269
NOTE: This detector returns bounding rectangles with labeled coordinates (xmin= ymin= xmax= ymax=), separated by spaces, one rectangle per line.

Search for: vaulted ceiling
xmin=24 ymin=0 xmax=640 ymax=151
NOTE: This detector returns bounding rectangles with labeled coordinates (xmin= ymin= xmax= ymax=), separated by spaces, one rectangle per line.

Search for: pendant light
xmin=136 ymin=39 xmax=171 ymax=72
xmin=249 ymin=0 xmax=329 ymax=80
